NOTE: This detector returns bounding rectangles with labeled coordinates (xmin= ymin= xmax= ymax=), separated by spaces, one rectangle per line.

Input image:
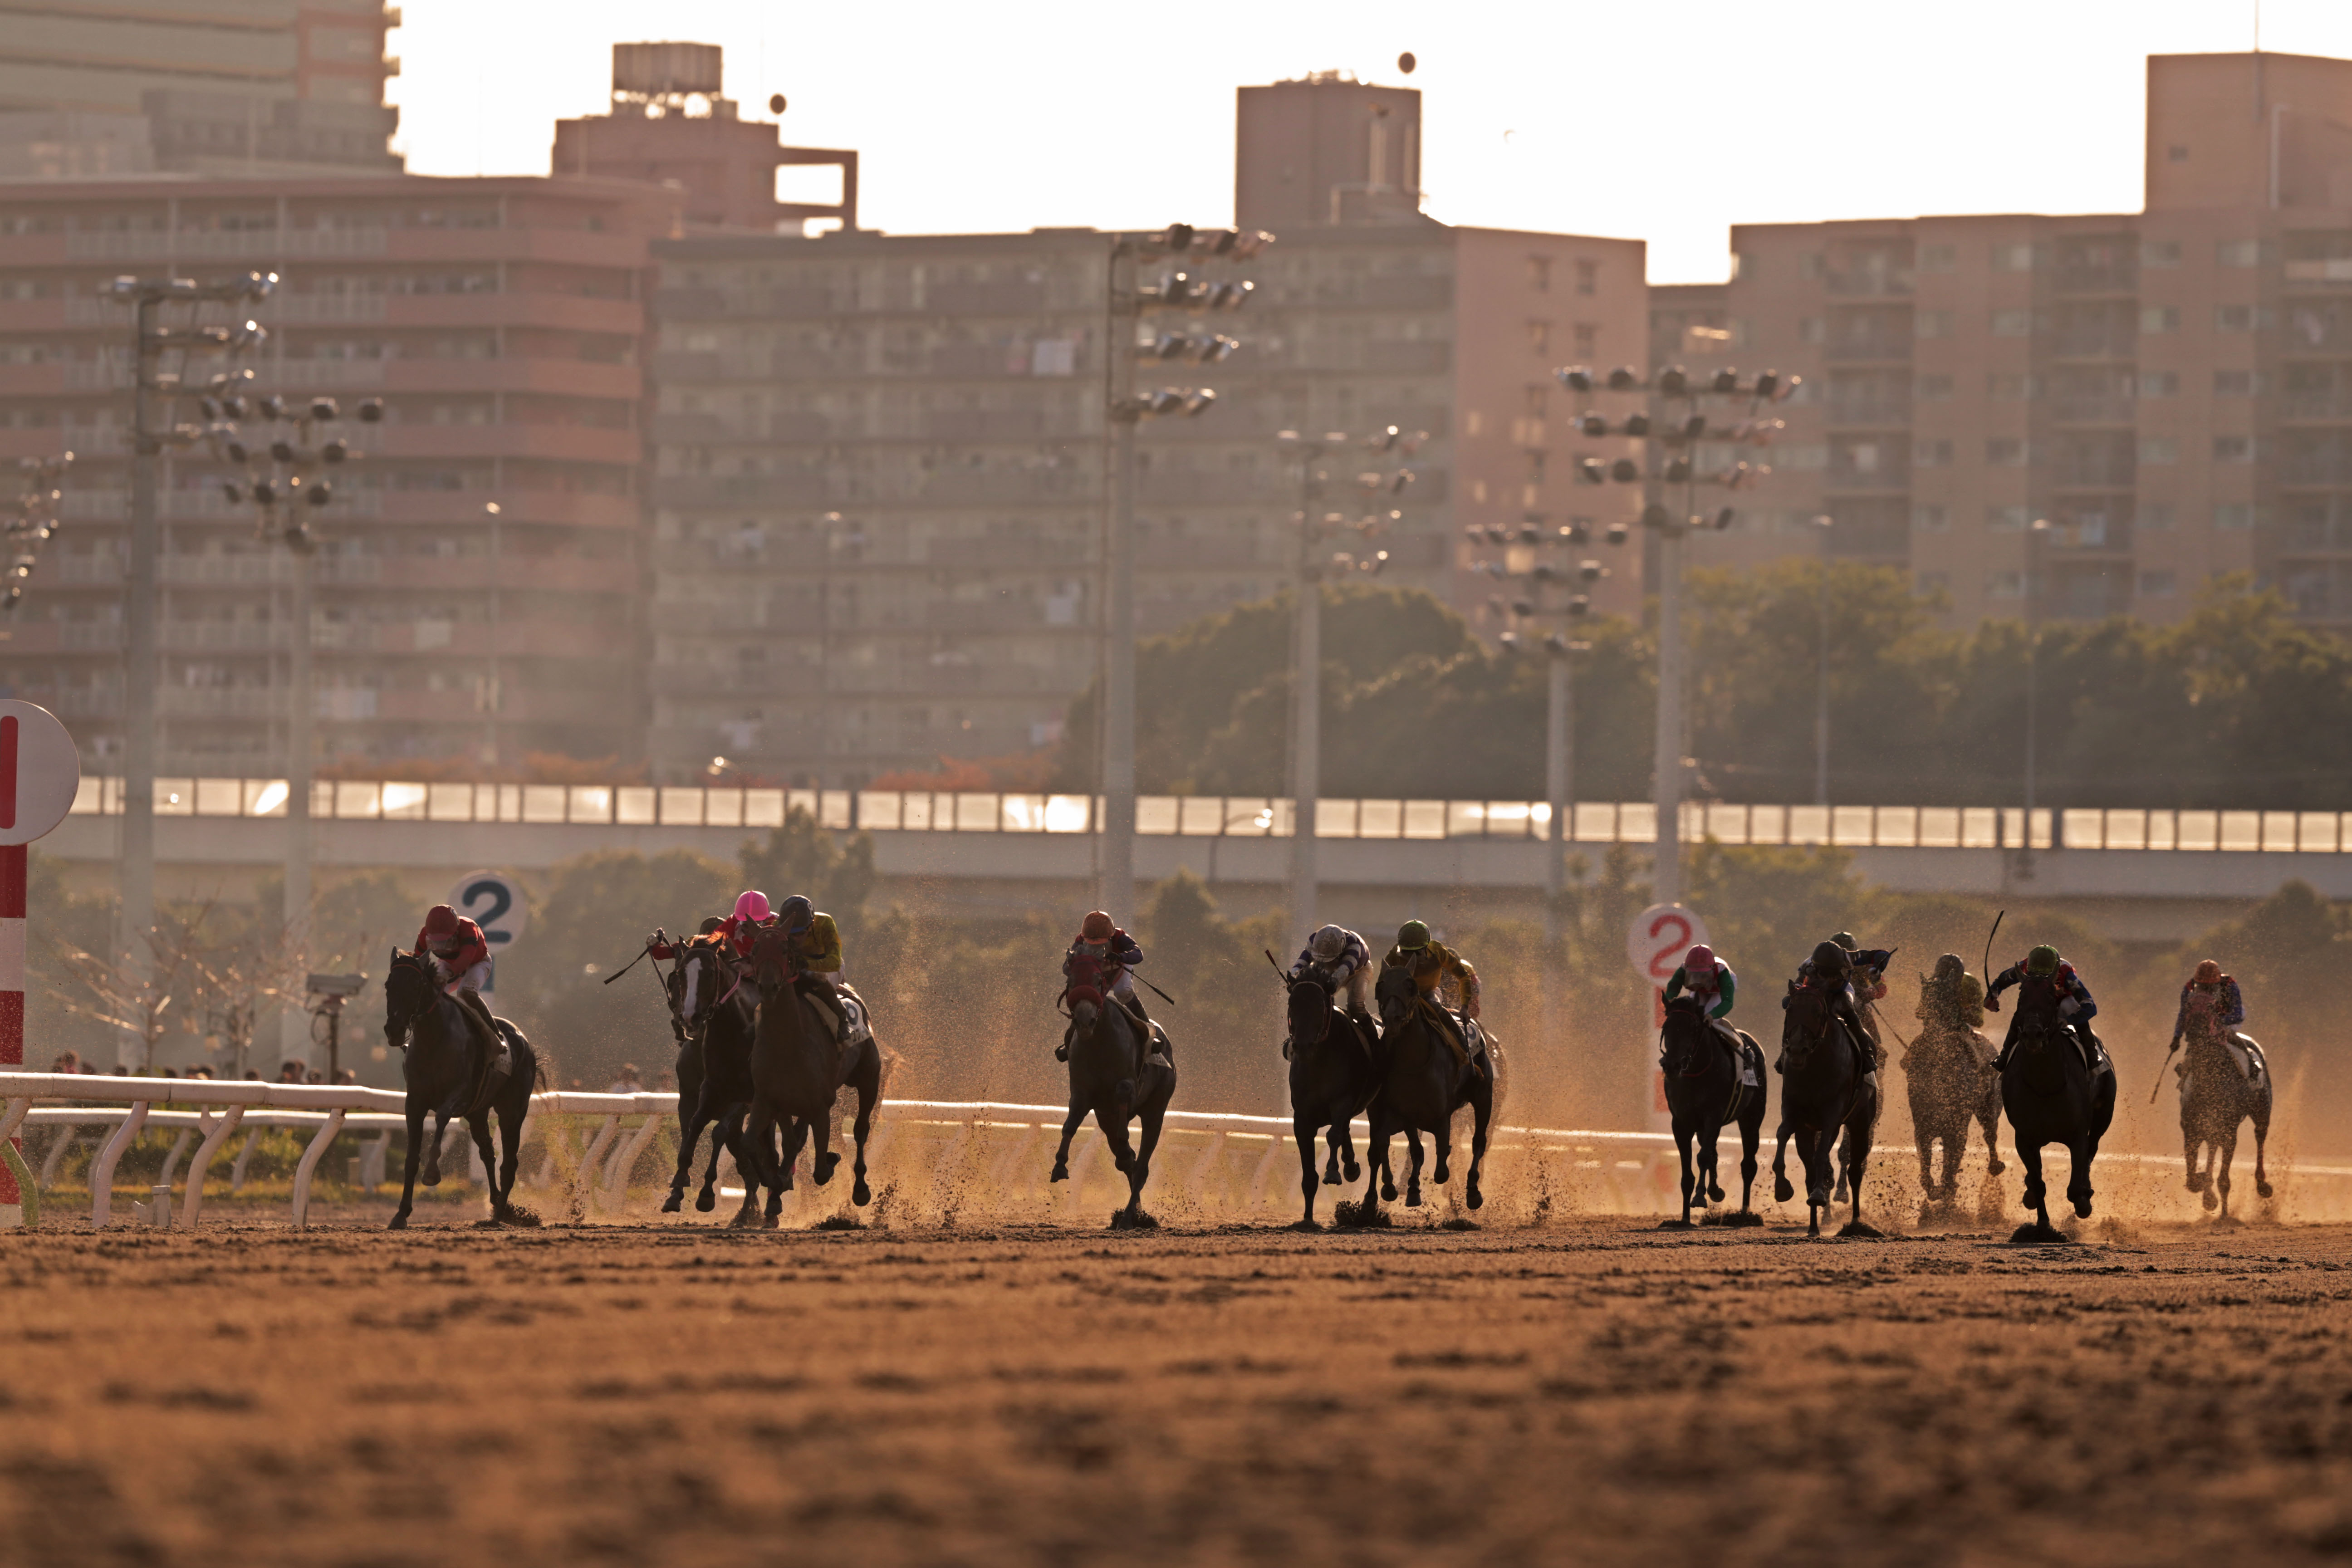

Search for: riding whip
xmin=2150 ymin=1040 xmax=2180 ymax=1104
xmin=1981 ymin=909 xmax=2005 ymax=991
xmin=602 ymin=941 xmax=655 ymax=985
xmin=1140 ymin=976 xmax=1178 ymax=1008
xmin=1264 ymin=949 xmax=1288 ymax=983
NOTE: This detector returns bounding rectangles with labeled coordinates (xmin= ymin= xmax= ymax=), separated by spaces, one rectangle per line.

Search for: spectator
xmin=654 ymin=1068 xmax=677 ymax=1093
xmin=277 ymin=1059 xmax=308 ymax=1083
xmin=185 ymin=1065 xmax=213 ymax=1080
xmin=306 ymin=1068 xmax=323 ymax=1084
xmin=608 ymin=1063 xmax=644 ymax=1093
xmin=49 ymin=1050 xmax=79 ymax=1074
xmin=334 ymin=1068 xmax=356 ymax=1085
xmin=243 ymin=1069 xmax=262 ymax=1081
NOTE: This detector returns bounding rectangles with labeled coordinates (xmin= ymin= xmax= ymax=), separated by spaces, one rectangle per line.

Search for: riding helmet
xmin=777 ymin=894 xmax=815 ymax=933
xmin=1830 ymin=931 xmax=1859 ymax=951
xmin=1684 ymin=942 xmax=1715 ymax=974
xmin=1809 ymin=939 xmax=1852 ymax=978
xmin=1396 ymin=920 xmax=1431 ymax=951
xmin=732 ymin=889 xmax=771 ymax=925
xmin=2026 ymin=944 xmax=2061 ymax=976
xmin=1081 ymin=910 xmax=1115 ymax=941
xmin=422 ymin=903 xmax=460 ymax=938
xmin=1310 ymin=924 xmax=1348 ymax=962
xmin=2192 ymin=958 xmax=2223 ymax=986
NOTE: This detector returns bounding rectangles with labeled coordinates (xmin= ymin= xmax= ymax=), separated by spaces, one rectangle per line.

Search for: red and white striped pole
xmin=0 ymin=702 xmax=87 ymax=1228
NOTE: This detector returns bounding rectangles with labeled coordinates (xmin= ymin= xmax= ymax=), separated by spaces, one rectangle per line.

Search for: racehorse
xmin=1997 ymin=983 xmax=2117 ymax=1243
xmin=1772 ymin=980 xmax=1879 ymax=1238
xmin=1283 ymin=965 xmax=1381 ymax=1229
xmin=1657 ymin=995 xmax=1766 ymax=1228
xmin=1903 ymin=1019 xmax=2004 ymax=1205
xmin=1352 ymin=962 xmax=1496 ymax=1221
xmin=2177 ymin=1023 xmax=2272 ymax=1219
xmin=657 ymin=935 xmax=778 ymax=1225
xmin=382 ymin=949 xmax=539 ymax=1229
xmin=1050 ymin=953 xmax=1175 ymax=1228
xmin=740 ymin=931 xmax=882 ymax=1219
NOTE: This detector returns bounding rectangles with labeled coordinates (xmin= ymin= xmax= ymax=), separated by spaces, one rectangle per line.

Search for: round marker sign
xmin=1627 ymin=902 xmax=1710 ymax=988
xmin=448 ymin=870 xmax=528 ymax=951
xmin=0 ymin=701 xmax=81 ymax=847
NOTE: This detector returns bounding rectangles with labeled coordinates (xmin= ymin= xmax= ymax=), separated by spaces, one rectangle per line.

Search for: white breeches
xmin=436 ymin=958 xmax=491 ymax=995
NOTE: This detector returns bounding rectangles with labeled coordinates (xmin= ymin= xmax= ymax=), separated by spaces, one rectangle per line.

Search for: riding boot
xmin=456 ymin=989 xmax=509 ymax=1083
xmin=1055 ymin=1025 xmax=1071 ymax=1063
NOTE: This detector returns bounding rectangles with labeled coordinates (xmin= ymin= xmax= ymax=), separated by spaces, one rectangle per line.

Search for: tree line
xmin=1050 ymin=570 xmax=2352 ymax=809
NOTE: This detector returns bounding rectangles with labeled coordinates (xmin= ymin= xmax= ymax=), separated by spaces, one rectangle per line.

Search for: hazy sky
xmin=389 ymin=0 xmax=2350 ymax=283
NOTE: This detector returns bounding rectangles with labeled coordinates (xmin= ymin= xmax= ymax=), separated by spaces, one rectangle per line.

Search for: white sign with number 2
xmin=1627 ymin=903 xmax=1710 ymax=989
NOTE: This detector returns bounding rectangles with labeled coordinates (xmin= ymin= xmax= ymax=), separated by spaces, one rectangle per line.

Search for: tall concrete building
xmin=1652 ymin=51 xmax=2352 ymax=630
xmin=0 ymin=0 xmax=402 ymax=179
xmin=0 ymin=175 xmax=676 ymax=775
xmin=644 ymin=72 xmax=1646 ymax=785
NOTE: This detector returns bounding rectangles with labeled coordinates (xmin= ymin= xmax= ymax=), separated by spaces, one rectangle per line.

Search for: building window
xmin=1914 ymin=439 xmax=1953 ymax=467
xmin=2138 ymin=371 xmax=2180 ymax=397
xmin=1526 ymin=319 xmax=1551 ymax=353
xmin=1911 ymin=505 xmax=1949 ymax=532
xmin=2141 ymin=502 xmax=2176 ymax=531
xmin=1527 ymin=256 xmax=1551 ymax=292
xmin=2168 ymin=145 xmax=2190 ymax=162
xmin=2213 ymin=435 xmax=2256 ymax=463
xmin=1915 ymin=373 xmax=1954 ymax=399
xmin=1917 ymin=569 xmax=1951 ymax=595
xmin=1573 ymin=258 xmax=1597 ymax=296
xmin=1987 ymin=569 xmax=2025 ymax=598
xmin=1571 ymin=322 xmax=1597 ymax=357
xmin=2138 ymin=570 xmax=2177 ymax=597
xmin=1990 ymin=308 xmax=2037 ymax=337
xmin=2214 ymin=304 xmax=2272 ymax=332
xmin=1917 ymin=243 xmax=1958 ymax=273
xmin=1800 ymin=253 xmax=1828 ymax=279
xmin=1524 ymin=383 xmax=1548 ymax=416
xmin=1463 ymin=410 xmax=1485 ymax=437
xmin=1985 ymin=505 xmax=2029 ymax=532
xmin=1985 ymin=437 xmax=2029 ymax=466
xmin=1989 ymin=244 xmax=2039 ymax=273
xmin=2141 ymin=239 xmax=2183 ymax=266
xmin=2216 ymin=239 xmax=2267 ymax=267
xmin=2213 ymin=369 xmax=2260 ymax=395
xmin=2138 ymin=437 xmax=2178 ymax=464
xmin=1987 ymin=373 xmax=2040 ymax=400
xmin=1798 ymin=316 xmax=1824 ymax=343
xmin=2214 ymin=503 xmax=2264 ymax=530
xmin=1915 ymin=310 xmax=1955 ymax=339
xmin=2140 ymin=306 xmax=2181 ymax=334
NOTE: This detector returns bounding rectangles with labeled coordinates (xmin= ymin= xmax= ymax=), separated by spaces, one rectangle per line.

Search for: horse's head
xmin=1659 ymin=994 xmax=1710 ymax=1076
xmin=1780 ymin=979 xmax=1839 ymax=1069
xmin=666 ymin=936 xmax=730 ymax=1037
xmin=1064 ymin=953 xmax=1106 ymax=1034
xmin=1286 ymin=968 xmax=1335 ymax=1049
xmin=745 ymin=927 xmax=795 ymax=997
xmin=383 ymin=948 xmax=431 ymax=1046
xmin=1374 ymin=962 xmax=1417 ymax=1029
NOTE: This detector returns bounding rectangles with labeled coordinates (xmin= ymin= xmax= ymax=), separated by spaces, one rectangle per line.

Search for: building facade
xmin=0 ymin=175 xmax=675 ymax=774
xmin=1649 ymin=51 xmax=2352 ymax=630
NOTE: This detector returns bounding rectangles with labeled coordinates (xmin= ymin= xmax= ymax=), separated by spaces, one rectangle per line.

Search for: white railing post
xmin=573 ymin=1115 xmax=620 ymax=1209
xmin=1245 ymin=1130 xmax=1288 ymax=1209
xmin=40 ymin=1122 xmax=80 ymax=1186
xmin=228 ymin=1126 xmax=261 ymax=1191
xmin=88 ymin=1101 xmax=150 ymax=1229
xmin=603 ymin=1110 xmax=667 ymax=1206
xmin=289 ymin=1107 xmax=345 ymax=1228
xmin=179 ymin=1102 xmax=245 ymax=1229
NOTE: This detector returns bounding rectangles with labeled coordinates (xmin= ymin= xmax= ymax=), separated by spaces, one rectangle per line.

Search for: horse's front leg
xmin=2214 ymin=1126 xmax=2238 ymax=1220
xmin=1404 ymin=1127 xmax=1426 ymax=1208
xmin=1671 ymin=1126 xmax=1696 ymax=1227
xmin=1049 ymin=1101 xmax=1086 ymax=1183
xmin=1771 ymin=1117 xmax=1795 ymax=1204
xmin=1322 ymin=1125 xmax=1343 ymax=1189
xmin=467 ymin=1112 xmax=504 ymax=1220
xmin=420 ymin=1109 xmax=446 ymax=1186
xmin=389 ymin=1105 xmax=426 ymax=1229
xmin=1700 ymin=1116 xmax=1725 ymax=1205
xmin=1464 ymin=1079 xmax=1492 ymax=1212
xmin=1294 ymin=1113 xmax=1322 ymax=1228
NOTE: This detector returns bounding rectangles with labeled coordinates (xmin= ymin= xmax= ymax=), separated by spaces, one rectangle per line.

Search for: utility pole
xmin=2019 ymin=517 xmax=2051 ymax=883
xmin=1813 ymin=513 xmax=1834 ymax=807
xmin=1095 ymin=223 xmax=1267 ymax=916
xmin=285 ymin=537 xmax=314 ymax=926
xmin=1651 ymin=524 xmax=1687 ymax=908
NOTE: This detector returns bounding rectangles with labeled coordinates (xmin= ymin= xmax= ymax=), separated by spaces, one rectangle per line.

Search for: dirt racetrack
xmin=5 ymin=1215 xmax=2351 ymax=1568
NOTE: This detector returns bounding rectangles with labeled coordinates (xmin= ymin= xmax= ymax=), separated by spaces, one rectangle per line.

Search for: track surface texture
xmin=5 ymin=1219 xmax=2351 ymax=1567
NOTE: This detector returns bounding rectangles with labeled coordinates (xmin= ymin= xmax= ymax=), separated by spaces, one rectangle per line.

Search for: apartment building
xmin=1650 ymin=51 xmax=2352 ymax=630
xmin=0 ymin=0 xmax=402 ymax=178
xmin=0 ymin=175 xmax=675 ymax=774
xmin=644 ymin=73 xmax=1646 ymax=785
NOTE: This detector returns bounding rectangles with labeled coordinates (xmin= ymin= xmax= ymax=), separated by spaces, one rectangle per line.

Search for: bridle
xmin=1659 ymin=998 xmax=1711 ymax=1078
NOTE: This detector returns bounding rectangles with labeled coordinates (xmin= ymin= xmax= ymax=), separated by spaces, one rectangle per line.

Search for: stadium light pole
xmin=2019 ymin=516 xmax=2052 ymax=883
xmin=1813 ymin=512 xmax=1833 ymax=806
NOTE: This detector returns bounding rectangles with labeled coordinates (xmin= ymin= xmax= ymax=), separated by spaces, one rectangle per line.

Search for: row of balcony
xmin=33 ymin=552 xmax=638 ymax=593
xmin=25 ymin=683 xmax=628 ymax=725
xmin=22 ymin=225 xmax=653 ymax=270
xmin=5 ymin=358 xmax=642 ymax=401
xmin=58 ymin=488 xmax=641 ymax=531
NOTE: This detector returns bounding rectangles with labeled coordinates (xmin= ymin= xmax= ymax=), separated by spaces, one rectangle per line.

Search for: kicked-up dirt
xmin=2 ymin=1215 xmax=2349 ymax=1567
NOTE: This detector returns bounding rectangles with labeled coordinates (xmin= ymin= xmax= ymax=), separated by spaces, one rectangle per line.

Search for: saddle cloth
xmin=1419 ymin=999 xmax=1485 ymax=1068
xmin=805 ymin=986 xmax=873 ymax=1050
xmin=2178 ymin=1033 xmax=2261 ymax=1083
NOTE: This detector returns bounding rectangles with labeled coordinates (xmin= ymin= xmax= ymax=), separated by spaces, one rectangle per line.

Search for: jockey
xmin=413 ymin=903 xmax=507 ymax=1075
xmin=1780 ymin=939 xmax=1876 ymax=1085
xmin=2171 ymin=959 xmax=2251 ymax=1078
xmin=1985 ymin=944 xmax=2102 ymax=1073
xmin=647 ymin=915 xmax=733 ymax=1024
xmin=1382 ymin=920 xmax=1487 ymax=1080
xmin=1662 ymin=942 xmax=1740 ymax=1054
xmin=1060 ymin=911 xmax=1148 ymax=1059
xmin=717 ymin=889 xmax=774 ymax=960
xmin=1289 ymin=923 xmax=1375 ymax=1026
xmin=1798 ymin=932 xmax=1894 ymax=1067
xmin=1916 ymin=953 xmax=1993 ymax=1071
xmin=774 ymin=894 xmax=853 ymax=1044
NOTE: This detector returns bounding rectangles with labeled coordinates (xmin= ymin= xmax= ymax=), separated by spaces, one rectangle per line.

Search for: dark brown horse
xmin=382 ymin=950 xmax=539 ymax=1229
xmin=1352 ymin=963 xmax=1495 ymax=1221
xmin=658 ymin=935 xmax=776 ymax=1225
xmin=1772 ymin=980 xmax=1878 ymax=1238
xmin=1997 ymin=983 xmax=2116 ymax=1243
xmin=1657 ymin=995 xmax=1765 ymax=1228
xmin=1282 ymin=965 xmax=1381 ymax=1229
xmin=2176 ymin=1025 xmax=2272 ymax=1219
xmin=740 ymin=931 xmax=881 ymax=1220
xmin=1050 ymin=953 xmax=1175 ymax=1228
xmin=1903 ymin=1019 xmax=2004 ymax=1205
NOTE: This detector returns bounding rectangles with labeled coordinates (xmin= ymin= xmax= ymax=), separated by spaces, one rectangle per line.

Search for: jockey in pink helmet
xmin=720 ymin=889 xmax=772 ymax=959
xmin=1662 ymin=941 xmax=1741 ymax=1055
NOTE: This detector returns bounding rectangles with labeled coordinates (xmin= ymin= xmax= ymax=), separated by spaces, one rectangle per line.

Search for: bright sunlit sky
xmin=388 ymin=0 xmax=2352 ymax=284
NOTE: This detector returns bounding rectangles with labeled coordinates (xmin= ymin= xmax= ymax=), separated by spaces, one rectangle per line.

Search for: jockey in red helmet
xmin=413 ymin=903 xmax=506 ymax=1074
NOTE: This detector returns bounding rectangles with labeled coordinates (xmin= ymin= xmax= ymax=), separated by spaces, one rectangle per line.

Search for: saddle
xmin=2179 ymin=1032 xmax=2262 ymax=1083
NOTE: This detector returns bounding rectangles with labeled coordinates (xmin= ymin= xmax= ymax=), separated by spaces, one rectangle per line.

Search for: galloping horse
xmin=1998 ymin=985 xmax=2116 ymax=1242
xmin=1050 ymin=954 xmax=1175 ymax=1228
xmin=740 ymin=931 xmax=882 ymax=1218
xmin=1772 ymin=980 xmax=1879 ymax=1237
xmin=2177 ymin=1022 xmax=2272 ymax=1219
xmin=1657 ymin=995 xmax=1766 ymax=1228
xmin=1903 ymin=1019 xmax=2004 ymax=1205
xmin=1282 ymin=965 xmax=1381 ymax=1228
xmin=1353 ymin=963 xmax=1496 ymax=1221
xmin=658 ymin=935 xmax=777 ymax=1225
xmin=382 ymin=950 xmax=539 ymax=1229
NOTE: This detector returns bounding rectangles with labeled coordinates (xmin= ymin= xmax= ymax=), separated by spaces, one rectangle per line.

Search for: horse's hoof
xmin=660 ymin=1192 xmax=683 ymax=1214
xmin=853 ymin=1180 xmax=872 ymax=1206
xmin=2073 ymin=1196 xmax=2094 ymax=1219
xmin=2186 ymin=1171 xmax=2208 ymax=1192
xmin=695 ymin=1189 xmax=716 ymax=1213
xmin=1112 ymin=1152 xmax=1133 ymax=1173
xmin=1658 ymin=1218 xmax=1696 ymax=1230
xmin=1706 ymin=1185 xmax=1725 ymax=1203
xmin=2257 ymin=1181 xmax=2275 ymax=1199
xmin=387 ymin=1213 xmax=409 ymax=1230
xmin=1434 ymin=1163 xmax=1451 ymax=1184
xmin=1985 ymin=1158 xmax=2005 ymax=1176
xmin=1289 ymin=1218 xmax=1324 ymax=1233
xmin=1049 ymin=1165 xmax=1068 ymax=1183
xmin=1405 ymin=1190 xmax=1422 ymax=1209
xmin=762 ymin=1213 xmax=780 ymax=1231
xmin=2202 ymin=1187 xmax=2219 ymax=1212
xmin=1467 ymin=1185 xmax=1483 ymax=1211
xmin=2008 ymin=1222 xmax=2068 ymax=1245
xmin=812 ymin=1161 xmax=835 ymax=1187
xmin=1773 ymin=1176 xmax=1794 ymax=1203
xmin=421 ymin=1171 xmax=441 ymax=1189
xmin=1343 ymin=1160 xmax=1361 ymax=1182
xmin=1380 ymin=1179 xmax=1397 ymax=1201
xmin=1838 ymin=1220 xmax=1884 ymax=1239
